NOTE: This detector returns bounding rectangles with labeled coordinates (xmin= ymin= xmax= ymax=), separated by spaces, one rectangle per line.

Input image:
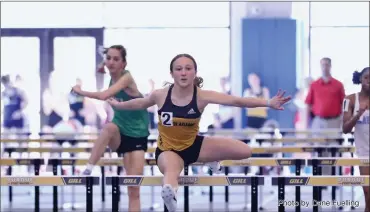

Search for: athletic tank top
xmin=2 ymin=86 xmax=23 ymax=121
xmin=246 ymin=89 xmax=268 ymax=118
xmin=110 ymin=70 xmax=149 ymax=138
xmin=353 ymin=93 xmax=369 ymax=156
xmin=157 ymin=85 xmax=202 ymax=151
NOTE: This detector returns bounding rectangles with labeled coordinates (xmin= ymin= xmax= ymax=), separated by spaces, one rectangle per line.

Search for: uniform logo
xmin=187 ymin=108 xmax=196 ymax=114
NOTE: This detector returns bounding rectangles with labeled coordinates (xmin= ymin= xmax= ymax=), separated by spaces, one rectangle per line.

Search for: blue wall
xmin=241 ymin=18 xmax=297 ymax=129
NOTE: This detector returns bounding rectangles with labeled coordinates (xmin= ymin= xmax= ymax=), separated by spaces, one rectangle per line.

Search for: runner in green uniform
xmin=72 ymin=45 xmax=149 ymax=212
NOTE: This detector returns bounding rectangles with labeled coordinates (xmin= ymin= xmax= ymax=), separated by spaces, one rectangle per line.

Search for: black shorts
xmin=116 ymin=134 xmax=148 ymax=155
xmin=155 ymin=135 xmax=204 ymax=166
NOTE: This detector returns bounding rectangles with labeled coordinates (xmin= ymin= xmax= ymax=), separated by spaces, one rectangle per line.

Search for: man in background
xmin=305 ymin=57 xmax=345 ymax=175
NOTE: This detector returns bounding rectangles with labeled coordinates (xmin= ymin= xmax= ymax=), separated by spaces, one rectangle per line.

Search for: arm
xmin=201 ymin=90 xmax=269 ymax=108
xmin=77 ymin=73 xmax=132 ymax=101
xmin=342 ymin=96 xmax=361 ymax=133
xmin=107 ymin=90 xmax=157 ymax=110
xmin=339 ymin=83 xmax=345 ymax=104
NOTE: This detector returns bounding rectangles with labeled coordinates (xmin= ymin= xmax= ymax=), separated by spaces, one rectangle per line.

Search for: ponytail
xmin=352 ymin=71 xmax=362 ymax=84
xmin=193 ymin=76 xmax=204 ymax=88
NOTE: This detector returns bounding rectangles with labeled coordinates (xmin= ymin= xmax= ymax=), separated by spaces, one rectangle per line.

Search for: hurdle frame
xmin=0 ymin=176 xmax=99 ymax=212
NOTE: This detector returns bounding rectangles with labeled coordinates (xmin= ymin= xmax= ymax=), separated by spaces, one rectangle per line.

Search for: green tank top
xmin=110 ymin=70 xmax=149 ymax=138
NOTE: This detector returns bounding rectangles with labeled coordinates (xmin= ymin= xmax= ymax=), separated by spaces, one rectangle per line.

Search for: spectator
xmin=305 ymin=58 xmax=345 ymax=130
xmin=243 ymin=73 xmax=270 ymax=129
xmin=1 ymin=74 xmax=28 ymax=134
xmin=68 ymin=78 xmax=85 ymax=126
xmin=209 ymin=77 xmax=234 ymax=130
xmin=305 ymin=57 xmax=345 ymax=175
xmin=42 ymin=71 xmax=70 ymax=131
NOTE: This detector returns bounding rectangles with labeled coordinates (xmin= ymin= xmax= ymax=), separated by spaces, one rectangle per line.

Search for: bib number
xmin=161 ymin=112 xmax=173 ymax=126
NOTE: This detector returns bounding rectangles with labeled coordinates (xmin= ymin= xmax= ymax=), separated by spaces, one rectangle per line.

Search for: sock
xmin=86 ymin=163 xmax=94 ymax=171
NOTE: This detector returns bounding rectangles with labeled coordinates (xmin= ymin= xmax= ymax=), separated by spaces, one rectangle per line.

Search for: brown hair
xmin=164 ymin=53 xmax=203 ymax=88
xmin=103 ymin=45 xmax=127 ymax=62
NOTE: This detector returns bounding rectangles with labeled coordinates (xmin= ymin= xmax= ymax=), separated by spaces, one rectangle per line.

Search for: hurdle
xmin=1 ymin=145 xmax=355 ymax=154
xmin=272 ymin=176 xmax=369 ymax=212
xmin=0 ymin=157 xmax=299 ymax=210
xmin=307 ymin=158 xmax=370 ymax=211
xmin=0 ymin=137 xmax=354 ymax=144
xmin=105 ymin=175 xmax=264 ymax=212
xmin=1 ymin=146 xmax=356 ymax=208
xmin=0 ymin=176 xmax=99 ymax=212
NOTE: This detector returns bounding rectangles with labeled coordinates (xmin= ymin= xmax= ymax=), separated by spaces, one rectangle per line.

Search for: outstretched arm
xmin=200 ymin=89 xmax=291 ymax=110
xmin=72 ymin=73 xmax=132 ymax=101
xmin=106 ymin=90 xmax=157 ymax=110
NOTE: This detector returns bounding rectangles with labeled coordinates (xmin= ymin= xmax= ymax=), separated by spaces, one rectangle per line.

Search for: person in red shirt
xmin=305 ymin=57 xmax=345 ymax=175
xmin=305 ymin=57 xmax=345 ymax=128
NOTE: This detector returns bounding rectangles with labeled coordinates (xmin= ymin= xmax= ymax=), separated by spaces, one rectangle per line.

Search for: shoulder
xmin=151 ymin=87 xmax=169 ymax=98
xmin=120 ymin=70 xmax=133 ymax=80
xmin=310 ymin=79 xmax=321 ymax=86
xmin=344 ymin=94 xmax=356 ymax=105
xmin=198 ymin=88 xmax=214 ymax=97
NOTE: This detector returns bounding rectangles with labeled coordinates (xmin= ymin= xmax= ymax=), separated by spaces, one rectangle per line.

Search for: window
xmin=104 ymin=28 xmax=230 ymax=131
xmin=310 ymin=2 xmax=370 ymax=27
xmin=53 ymin=37 xmax=97 ymax=91
xmin=102 ymin=2 xmax=230 ymax=28
xmin=1 ymin=2 xmax=103 ymax=28
xmin=310 ymin=27 xmax=369 ymax=95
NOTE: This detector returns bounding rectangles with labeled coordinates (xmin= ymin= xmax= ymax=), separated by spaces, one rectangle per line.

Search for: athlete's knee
xmin=127 ymin=186 xmax=140 ymax=199
xmin=100 ymin=123 xmax=118 ymax=137
xmin=233 ymin=142 xmax=252 ymax=160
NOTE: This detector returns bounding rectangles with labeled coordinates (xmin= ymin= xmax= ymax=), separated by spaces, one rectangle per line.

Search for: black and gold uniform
xmin=155 ymin=84 xmax=204 ymax=165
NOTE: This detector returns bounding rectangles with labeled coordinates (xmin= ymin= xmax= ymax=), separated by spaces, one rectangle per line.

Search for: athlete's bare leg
xmin=197 ymin=136 xmax=252 ymax=162
xmin=82 ymin=123 xmax=121 ymax=174
xmin=157 ymin=151 xmax=184 ymax=212
xmin=123 ymin=150 xmax=145 ymax=212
